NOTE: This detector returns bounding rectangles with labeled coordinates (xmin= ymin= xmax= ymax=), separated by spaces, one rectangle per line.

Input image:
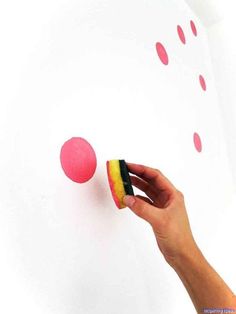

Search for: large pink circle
xmin=177 ymin=25 xmax=186 ymax=44
xmin=193 ymin=132 xmax=202 ymax=152
xmin=60 ymin=137 xmax=97 ymax=183
xmin=190 ymin=20 xmax=197 ymax=36
xmin=156 ymin=42 xmax=169 ymax=65
xmin=199 ymin=75 xmax=207 ymax=91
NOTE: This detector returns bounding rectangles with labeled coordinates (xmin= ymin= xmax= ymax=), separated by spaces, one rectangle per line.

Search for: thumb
xmin=123 ymin=195 xmax=165 ymax=226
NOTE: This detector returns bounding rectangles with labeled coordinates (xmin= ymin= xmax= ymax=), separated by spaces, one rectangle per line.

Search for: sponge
xmin=106 ymin=159 xmax=134 ymax=209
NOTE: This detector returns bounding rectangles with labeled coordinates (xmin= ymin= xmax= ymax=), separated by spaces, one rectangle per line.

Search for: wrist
xmin=170 ymin=240 xmax=203 ymax=272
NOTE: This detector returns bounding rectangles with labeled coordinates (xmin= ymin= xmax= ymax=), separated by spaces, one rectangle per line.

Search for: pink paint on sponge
xmin=60 ymin=137 xmax=97 ymax=183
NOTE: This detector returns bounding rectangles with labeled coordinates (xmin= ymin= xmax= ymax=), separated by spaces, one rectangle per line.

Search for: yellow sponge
xmin=106 ymin=159 xmax=134 ymax=209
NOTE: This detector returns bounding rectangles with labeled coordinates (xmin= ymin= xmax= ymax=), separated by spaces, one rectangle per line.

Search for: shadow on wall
xmin=184 ymin=0 xmax=223 ymax=26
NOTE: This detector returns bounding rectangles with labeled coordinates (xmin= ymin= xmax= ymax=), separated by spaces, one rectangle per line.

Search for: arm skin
xmin=173 ymin=240 xmax=236 ymax=313
xmin=122 ymin=162 xmax=236 ymax=313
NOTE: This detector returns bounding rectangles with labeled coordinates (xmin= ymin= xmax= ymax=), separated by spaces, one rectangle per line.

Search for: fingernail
xmin=123 ymin=195 xmax=135 ymax=207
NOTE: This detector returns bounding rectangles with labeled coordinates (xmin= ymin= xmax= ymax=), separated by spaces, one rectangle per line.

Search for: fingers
xmin=127 ymin=162 xmax=176 ymax=193
xmin=123 ymin=195 xmax=166 ymax=227
xmin=136 ymin=194 xmax=153 ymax=205
xmin=130 ymin=175 xmax=158 ymax=202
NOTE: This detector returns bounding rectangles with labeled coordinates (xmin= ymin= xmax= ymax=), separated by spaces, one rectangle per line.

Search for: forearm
xmin=172 ymin=243 xmax=236 ymax=313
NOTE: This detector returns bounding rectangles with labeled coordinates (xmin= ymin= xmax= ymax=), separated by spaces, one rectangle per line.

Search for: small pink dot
xmin=177 ymin=25 xmax=186 ymax=44
xmin=199 ymin=75 xmax=207 ymax=91
xmin=156 ymin=42 xmax=169 ymax=65
xmin=193 ymin=132 xmax=202 ymax=152
xmin=60 ymin=137 xmax=97 ymax=183
xmin=190 ymin=20 xmax=197 ymax=36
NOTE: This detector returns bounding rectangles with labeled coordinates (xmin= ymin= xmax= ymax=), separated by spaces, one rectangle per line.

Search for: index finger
xmin=126 ymin=162 xmax=176 ymax=193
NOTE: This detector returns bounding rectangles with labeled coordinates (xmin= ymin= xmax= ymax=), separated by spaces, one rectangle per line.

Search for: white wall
xmin=207 ymin=12 xmax=236 ymax=190
xmin=186 ymin=0 xmax=236 ymax=189
xmin=185 ymin=0 xmax=236 ymax=301
xmin=0 ymin=1 xmax=235 ymax=313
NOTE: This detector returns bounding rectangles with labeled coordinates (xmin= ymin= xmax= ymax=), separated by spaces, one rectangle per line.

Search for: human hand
xmin=123 ymin=163 xmax=236 ymax=311
xmin=123 ymin=162 xmax=198 ymax=267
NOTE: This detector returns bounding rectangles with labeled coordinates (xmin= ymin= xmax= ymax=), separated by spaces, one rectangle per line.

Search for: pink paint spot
xmin=156 ymin=42 xmax=169 ymax=65
xmin=190 ymin=20 xmax=197 ymax=36
xmin=199 ymin=75 xmax=207 ymax=91
xmin=193 ymin=132 xmax=202 ymax=152
xmin=60 ymin=137 xmax=97 ymax=183
xmin=177 ymin=25 xmax=186 ymax=44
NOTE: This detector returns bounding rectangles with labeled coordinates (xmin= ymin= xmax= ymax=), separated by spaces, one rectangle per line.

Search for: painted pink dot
xmin=199 ymin=75 xmax=207 ymax=91
xmin=177 ymin=25 xmax=186 ymax=44
xmin=190 ymin=20 xmax=197 ymax=36
xmin=60 ymin=137 xmax=97 ymax=183
xmin=156 ymin=42 xmax=169 ymax=65
xmin=193 ymin=132 xmax=202 ymax=152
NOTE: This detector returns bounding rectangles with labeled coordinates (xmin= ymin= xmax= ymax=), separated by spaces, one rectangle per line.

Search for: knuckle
xmin=176 ymin=190 xmax=184 ymax=199
xmin=154 ymin=168 xmax=163 ymax=176
xmin=134 ymin=207 xmax=144 ymax=218
xmin=132 ymin=201 xmax=141 ymax=215
xmin=133 ymin=202 xmax=149 ymax=218
xmin=138 ymin=205 xmax=147 ymax=218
